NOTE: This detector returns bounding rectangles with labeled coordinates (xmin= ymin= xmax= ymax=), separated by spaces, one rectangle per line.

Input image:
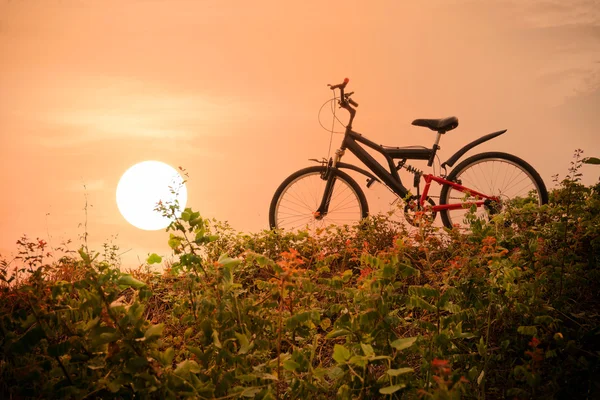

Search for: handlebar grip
xmin=328 ymin=77 xmax=350 ymax=90
xmin=348 ymin=98 xmax=359 ymax=107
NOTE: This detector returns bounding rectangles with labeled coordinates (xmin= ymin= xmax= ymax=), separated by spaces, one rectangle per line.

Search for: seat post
xmin=427 ymin=131 xmax=444 ymax=166
xmin=434 ymin=132 xmax=443 ymax=148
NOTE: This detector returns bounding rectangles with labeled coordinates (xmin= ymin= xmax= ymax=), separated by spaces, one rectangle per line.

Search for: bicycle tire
xmin=269 ymin=165 xmax=369 ymax=231
xmin=439 ymin=152 xmax=548 ymax=230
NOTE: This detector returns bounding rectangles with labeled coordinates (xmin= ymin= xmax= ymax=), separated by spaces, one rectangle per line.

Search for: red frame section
xmin=419 ymin=174 xmax=500 ymax=212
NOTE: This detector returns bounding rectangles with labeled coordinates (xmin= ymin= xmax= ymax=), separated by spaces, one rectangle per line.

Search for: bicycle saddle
xmin=412 ymin=116 xmax=459 ymax=133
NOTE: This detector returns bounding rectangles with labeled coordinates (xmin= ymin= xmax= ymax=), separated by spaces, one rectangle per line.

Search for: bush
xmin=1 ymin=153 xmax=599 ymax=399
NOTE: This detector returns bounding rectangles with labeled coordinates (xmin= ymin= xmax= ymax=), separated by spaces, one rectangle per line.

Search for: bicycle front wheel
xmin=269 ymin=165 xmax=369 ymax=231
xmin=439 ymin=152 xmax=548 ymax=230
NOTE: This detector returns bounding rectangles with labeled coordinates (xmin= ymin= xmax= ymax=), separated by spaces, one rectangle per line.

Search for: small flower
xmin=529 ymin=337 xmax=540 ymax=348
xmin=432 ymin=358 xmax=451 ymax=376
xmin=482 ymin=236 xmax=496 ymax=245
xmin=358 ymin=267 xmax=373 ymax=283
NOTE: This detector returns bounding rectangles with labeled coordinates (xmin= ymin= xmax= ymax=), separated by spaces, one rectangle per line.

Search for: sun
xmin=116 ymin=161 xmax=188 ymax=230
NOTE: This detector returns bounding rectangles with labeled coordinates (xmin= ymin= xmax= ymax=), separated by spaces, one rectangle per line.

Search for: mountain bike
xmin=269 ymin=78 xmax=548 ymax=231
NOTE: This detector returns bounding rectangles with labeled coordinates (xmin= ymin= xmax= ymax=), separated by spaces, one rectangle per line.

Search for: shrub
xmin=1 ymin=152 xmax=599 ymax=399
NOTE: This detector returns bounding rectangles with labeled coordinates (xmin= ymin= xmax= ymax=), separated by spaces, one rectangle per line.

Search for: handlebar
xmin=327 ymin=77 xmax=350 ymax=90
xmin=328 ymin=77 xmax=358 ymax=128
xmin=328 ymin=77 xmax=359 ymax=107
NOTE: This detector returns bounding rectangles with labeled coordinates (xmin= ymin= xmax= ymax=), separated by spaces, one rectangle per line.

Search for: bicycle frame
xmin=316 ymin=126 xmax=501 ymax=217
xmin=419 ymin=174 xmax=499 ymax=212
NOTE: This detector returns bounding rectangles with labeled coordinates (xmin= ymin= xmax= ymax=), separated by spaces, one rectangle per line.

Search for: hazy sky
xmin=1 ymin=0 xmax=599 ymax=266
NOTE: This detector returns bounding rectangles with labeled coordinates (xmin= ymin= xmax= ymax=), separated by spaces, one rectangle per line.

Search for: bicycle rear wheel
xmin=439 ymin=152 xmax=548 ymax=230
xmin=269 ymin=165 xmax=369 ymax=231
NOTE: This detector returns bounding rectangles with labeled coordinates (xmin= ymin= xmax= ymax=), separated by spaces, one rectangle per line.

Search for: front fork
xmin=315 ymin=148 xmax=345 ymax=219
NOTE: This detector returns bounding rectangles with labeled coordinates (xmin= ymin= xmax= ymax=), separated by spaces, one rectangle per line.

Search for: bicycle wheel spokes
xmin=270 ymin=166 xmax=367 ymax=232
xmin=440 ymin=153 xmax=547 ymax=230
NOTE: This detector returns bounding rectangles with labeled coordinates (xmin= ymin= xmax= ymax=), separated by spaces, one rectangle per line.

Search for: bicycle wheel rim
xmin=443 ymin=157 xmax=545 ymax=229
xmin=272 ymin=171 xmax=364 ymax=231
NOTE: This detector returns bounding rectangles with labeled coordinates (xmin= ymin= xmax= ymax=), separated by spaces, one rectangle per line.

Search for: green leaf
xmin=341 ymin=269 xmax=353 ymax=283
xmin=333 ymin=344 xmax=351 ymax=364
xmin=195 ymin=229 xmax=206 ymax=243
xmin=184 ymin=327 xmax=194 ymax=340
xmin=126 ymin=356 xmax=148 ymax=372
xmin=287 ymin=310 xmax=320 ymax=330
xmin=107 ymin=380 xmax=121 ymax=393
xmin=161 ymin=347 xmax=175 ymax=367
xmin=477 ymin=337 xmax=487 ymax=357
xmin=251 ymin=253 xmax=275 ymax=268
xmin=260 ymin=373 xmax=279 ymax=381
xmin=361 ymin=343 xmax=374 ymax=357
xmin=90 ymin=326 xmax=120 ymax=345
xmin=583 ymin=157 xmax=600 ymax=165
xmin=517 ymin=326 xmax=538 ymax=336
xmin=370 ymin=263 xmax=386 ymax=278
xmin=174 ymin=359 xmax=201 ymax=377
xmin=168 ymin=234 xmax=183 ymax=250
xmin=235 ymin=332 xmax=251 ymax=354
xmin=212 ymin=330 xmax=222 ymax=348
xmin=390 ymin=336 xmax=418 ymax=351
xmin=337 ymin=384 xmax=351 ymax=398
xmin=386 ymin=367 xmax=414 ymax=376
xmin=468 ymin=366 xmax=479 ymax=381
xmin=398 ymin=264 xmax=419 ymax=278
xmin=380 ymin=384 xmax=406 ymax=395
xmin=78 ymin=247 xmax=90 ymax=264
xmin=218 ymin=254 xmax=241 ymax=268
xmin=408 ymin=285 xmax=439 ymax=298
xmin=187 ymin=346 xmax=203 ymax=359
xmin=189 ymin=212 xmax=202 ymax=228
xmin=348 ymin=355 xmax=368 ymax=368
xmin=534 ymin=315 xmax=554 ymax=325
xmin=181 ymin=208 xmax=192 ymax=222
xmin=326 ymin=329 xmax=350 ymax=339
xmin=262 ymin=389 xmax=276 ymax=400
xmin=117 ymin=274 xmax=146 ymax=289
xmin=237 ymin=374 xmax=258 ymax=383
xmin=144 ymin=323 xmax=165 ymax=340
xmin=128 ymin=302 xmax=145 ymax=322
xmin=283 ymin=359 xmax=300 ymax=371
xmin=147 ymin=253 xmax=162 ymax=264
xmin=19 ymin=314 xmax=36 ymax=329
xmin=408 ymin=296 xmax=436 ymax=312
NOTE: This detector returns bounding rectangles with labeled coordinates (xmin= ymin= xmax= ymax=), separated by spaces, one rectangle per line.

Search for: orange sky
xmin=1 ymin=0 xmax=599 ymax=266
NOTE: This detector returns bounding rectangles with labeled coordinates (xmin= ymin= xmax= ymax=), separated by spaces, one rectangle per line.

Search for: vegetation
xmin=1 ymin=151 xmax=599 ymax=399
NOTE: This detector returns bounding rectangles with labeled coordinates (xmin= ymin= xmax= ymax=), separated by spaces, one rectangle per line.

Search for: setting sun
xmin=116 ymin=161 xmax=187 ymax=230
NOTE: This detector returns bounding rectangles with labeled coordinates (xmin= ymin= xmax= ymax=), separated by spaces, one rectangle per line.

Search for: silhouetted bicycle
xmin=269 ymin=78 xmax=548 ymax=231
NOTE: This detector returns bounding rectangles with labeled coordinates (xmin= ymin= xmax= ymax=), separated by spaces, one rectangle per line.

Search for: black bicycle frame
xmin=315 ymin=126 xmax=506 ymax=216
xmin=315 ymin=127 xmax=426 ymax=215
xmin=342 ymin=130 xmax=421 ymax=196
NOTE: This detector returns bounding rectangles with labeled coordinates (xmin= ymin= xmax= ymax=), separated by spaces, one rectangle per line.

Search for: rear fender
xmin=442 ymin=130 xmax=506 ymax=169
